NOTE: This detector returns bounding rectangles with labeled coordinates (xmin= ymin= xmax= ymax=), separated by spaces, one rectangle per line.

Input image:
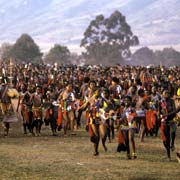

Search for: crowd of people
xmin=0 ymin=62 xmax=180 ymax=161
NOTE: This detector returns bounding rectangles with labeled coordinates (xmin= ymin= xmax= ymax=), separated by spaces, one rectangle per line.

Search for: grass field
xmin=0 ymin=116 xmax=180 ymax=180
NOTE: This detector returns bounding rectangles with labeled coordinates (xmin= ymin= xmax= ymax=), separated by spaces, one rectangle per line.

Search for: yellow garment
xmin=89 ymin=117 xmax=93 ymax=124
xmin=7 ymin=88 xmax=19 ymax=98
xmin=177 ymin=88 xmax=180 ymax=96
xmin=103 ymin=101 xmax=108 ymax=108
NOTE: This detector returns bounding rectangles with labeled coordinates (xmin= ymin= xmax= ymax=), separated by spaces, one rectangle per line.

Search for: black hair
xmin=112 ymin=77 xmax=119 ymax=84
xmin=88 ymin=80 xmax=96 ymax=86
xmin=84 ymin=76 xmax=90 ymax=83
xmin=124 ymin=95 xmax=132 ymax=102
xmin=138 ymin=88 xmax=144 ymax=96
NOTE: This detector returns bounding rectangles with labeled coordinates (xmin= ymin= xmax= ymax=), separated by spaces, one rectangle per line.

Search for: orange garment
xmin=160 ymin=123 xmax=166 ymax=141
xmin=21 ymin=104 xmax=29 ymax=123
xmin=32 ymin=107 xmax=42 ymax=119
xmin=47 ymin=78 xmax=51 ymax=85
xmin=23 ymin=108 xmax=29 ymax=124
xmin=143 ymin=95 xmax=148 ymax=100
xmin=86 ymin=111 xmax=90 ymax=126
xmin=57 ymin=108 xmax=62 ymax=126
xmin=146 ymin=110 xmax=157 ymax=131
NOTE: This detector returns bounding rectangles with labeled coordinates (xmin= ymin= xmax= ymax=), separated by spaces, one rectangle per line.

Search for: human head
xmin=102 ymin=88 xmax=110 ymax=98
xmin=151 ymin=86 xmax=157 ymax=94
xmin=138 ymin=88 xmax=145 ymax=97
xmin=65 ymin=82 xmax=72 ymax=92
xmin=162 ymin=90 xmax=169 ymax=99
xmin=88 ymin=80 xmax=96 ymax=90
xmin=124 ymin=95 xmax=132 ymax=107
xmin=36 ymin=86 xmax=42 ymax=93
xmin=111 ymin=77 xmax=119 ymax=86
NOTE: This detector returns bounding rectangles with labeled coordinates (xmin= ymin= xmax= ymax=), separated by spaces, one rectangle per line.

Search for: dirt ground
xmin=0 ymin=100 xmax=180 ymax=180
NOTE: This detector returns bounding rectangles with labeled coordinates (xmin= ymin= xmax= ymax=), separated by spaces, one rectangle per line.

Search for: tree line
xmin=0 ymin=10 xmax=179 ymax=66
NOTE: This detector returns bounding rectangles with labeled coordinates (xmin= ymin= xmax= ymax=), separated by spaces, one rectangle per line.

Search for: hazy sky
xmin=0 ymin=0 xmax=180 ymax=53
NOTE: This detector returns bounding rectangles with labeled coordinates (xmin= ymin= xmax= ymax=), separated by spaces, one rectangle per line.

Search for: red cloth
xmin=118 ymin=128 xmax=125 ymax=144
xmin=146 ymin=110 xmax=157 ymax=131
xmin=86 ymin=112 xmax=90 ymax=126
xmin=57 ymin=108 xmax=62 ymax=126
xmin=160 ymin=122 xmax=166 ymax=141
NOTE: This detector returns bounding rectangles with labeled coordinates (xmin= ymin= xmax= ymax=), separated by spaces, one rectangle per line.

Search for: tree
xmin=68 ymin=52 xmax=83 ymax=65
xmin=44 ymin=44 xmax=71 ymax=65
xmin=131 ymin=47 xmax=155 ymax=66
xmin=130 ymin=47 xmax=180 ymax=66
xmin=80 ymin=10 xmax=139 ymax=65
xmin=0 ymin=43 xmax=13 ymax=62
xmin=11 ymin=33 xmax=43 ymax=63
xmin=154 ymin=47 xmax=180 ymax=66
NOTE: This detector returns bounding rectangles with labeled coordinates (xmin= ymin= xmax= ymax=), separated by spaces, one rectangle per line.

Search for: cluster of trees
xmin=1 ymin=34 xmax=43 ymax=64
xmin=129 ymin=47 xmax=180 ymax=66
xmin=80 ymin=11 xmax=139 ymax=65
xmin=0 ymin=10 xmax=139 ymax=65
xmin=0 ymin=10 xmax=179 ymax=66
